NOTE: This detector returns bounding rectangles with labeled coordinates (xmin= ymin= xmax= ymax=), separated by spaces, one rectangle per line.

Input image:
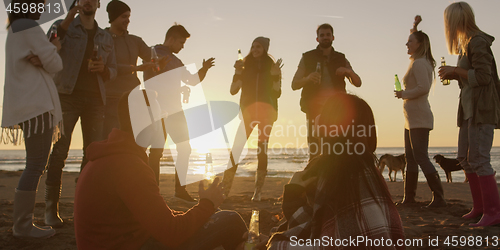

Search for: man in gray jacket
xmin=102 ymin=0 xmax=154 ymax=138
xmin=44 ymin=0 xmax=117 ymax=228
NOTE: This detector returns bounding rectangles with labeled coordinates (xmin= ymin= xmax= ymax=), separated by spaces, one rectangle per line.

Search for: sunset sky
xmin=0 ymin=0 xmax=499 ymax=151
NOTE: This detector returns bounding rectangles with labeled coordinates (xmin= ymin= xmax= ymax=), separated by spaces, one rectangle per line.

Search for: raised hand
xmin=414 ymin=15 xmax=422 ymax=27
xmin=411 ymin=15 xmax=422 ymax=33
xmin=198 ymin=177 xmax=225 ymax=209
xmin=202 ymin=57 xmax=215 ymax=70
xmin=271 ymin=58 xmax=283 ymax=76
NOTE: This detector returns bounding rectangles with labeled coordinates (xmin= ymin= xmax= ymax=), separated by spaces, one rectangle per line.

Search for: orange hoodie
xmin=74 ymin=128 xmax=215 ymax=249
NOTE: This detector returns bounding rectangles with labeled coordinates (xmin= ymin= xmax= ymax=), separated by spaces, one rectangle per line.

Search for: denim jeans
xmin=457 ymin=119 xmax=495 ymax=176
xmin=102 ymin=96 xmax=120 ymax=139
xmin=404 ymin=128 xmax=437 ymax=175
xmin=141 ymin=211 xmax=247 ymax=250
xmin=17 ymin=113 xmax=53 ymax=191
xmin=45 ymin=93 xmax=104 ymax=186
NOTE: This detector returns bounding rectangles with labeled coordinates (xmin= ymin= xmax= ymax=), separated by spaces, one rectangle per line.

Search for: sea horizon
xmin=1 ymin=146 xmax=499 ymax=184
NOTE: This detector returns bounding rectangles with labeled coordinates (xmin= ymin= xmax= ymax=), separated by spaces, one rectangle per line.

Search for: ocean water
xmin=1 ymin=147 xmax=499 ymax=183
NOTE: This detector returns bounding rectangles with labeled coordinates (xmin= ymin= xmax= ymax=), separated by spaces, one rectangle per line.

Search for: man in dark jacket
xmin=291 ymin=23 xmax=362 ymax=160
xmin=102 ymin=0 xmax=154 ymax=138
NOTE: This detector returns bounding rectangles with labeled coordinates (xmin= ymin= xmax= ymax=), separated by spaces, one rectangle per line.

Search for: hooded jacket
xmin=74 ymin=129 xmax=215 ymax=249
xmin=457 ymin=31 xmax=500 ymax=128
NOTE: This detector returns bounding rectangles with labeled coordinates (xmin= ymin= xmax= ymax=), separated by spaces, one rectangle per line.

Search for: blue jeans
xmin=404 ymin=128 xmax=437 ymax=175
xmin=141 ymin=211 xmax=247 ymax=250
xmin=46 ymin=94 xmax=104 ymax=186
xmin=457 ymin=119 xmax=495 ymax=176
xmin=102 ymin=96 xmax=120 ymax=139
xmin=17 ymin=113 xmax=53 ymax=191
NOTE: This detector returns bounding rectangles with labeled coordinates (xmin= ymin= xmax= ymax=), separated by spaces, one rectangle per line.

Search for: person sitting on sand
xmin=74 ymin=91 xmax=247 ymax=250
xmin=264 ymin=93 xmax=405 ymax=249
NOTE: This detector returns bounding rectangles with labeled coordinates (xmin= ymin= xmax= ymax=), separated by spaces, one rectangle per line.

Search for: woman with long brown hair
xmin=222 ymin=37 xmax=282 ymax=201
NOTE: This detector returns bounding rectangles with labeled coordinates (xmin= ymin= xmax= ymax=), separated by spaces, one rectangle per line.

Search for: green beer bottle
xmin=394 ymin=74 xmax=402 ymax=91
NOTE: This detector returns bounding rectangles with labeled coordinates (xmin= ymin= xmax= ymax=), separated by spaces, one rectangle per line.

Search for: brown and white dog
xmin=378 ymin=154 xmax=406 ymax=182
xmin=433 ymin=154 xmax=468 ymax=183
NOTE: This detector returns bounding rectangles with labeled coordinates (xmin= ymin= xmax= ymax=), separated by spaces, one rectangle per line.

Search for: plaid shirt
xmin=268 ymin=156 xmax=405 ymax=250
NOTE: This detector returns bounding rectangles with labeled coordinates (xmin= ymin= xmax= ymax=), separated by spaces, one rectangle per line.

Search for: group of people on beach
xmin=2 ymin=0 xmax=500 ymax=249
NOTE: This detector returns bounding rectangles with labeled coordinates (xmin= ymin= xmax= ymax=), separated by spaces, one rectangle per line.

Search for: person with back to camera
xmin=74 ymin=91 xmax=247 ymax=250
xmin=394 ymin=15 xmax=446 ymax=208
xmin=262 ymin=93 xmax=405 ymax=249
xmin=222 ymin=37 xmax=282 ymax=201
xmin=2 ymin=0 xmax=63 ymax=238
xmin=439 ymin=2 xmax=500 ymax=227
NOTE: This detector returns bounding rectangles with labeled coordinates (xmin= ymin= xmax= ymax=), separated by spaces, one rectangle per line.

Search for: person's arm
xmin=116 ymin=64 xmax=136 ymax=76
xmin=336 ymin=59 xmax=362 ymax=87
xmin=197 ymin=57 xmax=215 ymax=82
xmin=89 ymin=42 xmax=117 ymax=82
xmin=281 ymin=184 xmax=307 ymax=220
xmin=271 ymin=58 xmax=283 ymax=97
xmin=230 ymin=60 xmax=244 ymax=95
xmin=401 ymin=60 xmax=431 ymax=100
xmin=291 ymin=57 xmax=312 ymax=90
xmin=230 ymin=78 xmax=242 ymax=95
xmin=99 ymin=42 xmax=117 ymax=82
xmin=27 ymin=26 xmax=62 ymax=74
xmin=131 ymin=38 xmax=156 ymax=73
xmin=282 ymin=168 xmax=318 ymax=221
xmin=57 ymin=5 xmax=82 ymax=39
xmin=466 ymin=37 xmax=494 ymax=87
xmin=116 ymin=161 xmax=216 ymax=249
xmin=410 ymin=15 xmax=422 ymax=33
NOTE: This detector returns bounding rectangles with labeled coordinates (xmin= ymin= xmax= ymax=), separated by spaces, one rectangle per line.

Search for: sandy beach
xmin=1 ymin=170 xmax=500 ymax=249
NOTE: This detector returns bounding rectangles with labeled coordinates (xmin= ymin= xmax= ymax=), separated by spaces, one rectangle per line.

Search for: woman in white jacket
xmin=2 ymin=0 xmax=63 ymax=238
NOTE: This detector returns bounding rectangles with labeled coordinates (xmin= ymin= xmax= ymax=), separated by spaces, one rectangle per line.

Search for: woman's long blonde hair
xmin=444 ymin=2 xmax=482 ymax=55
xmin=411 ymin=31 xmax=436 ymax=71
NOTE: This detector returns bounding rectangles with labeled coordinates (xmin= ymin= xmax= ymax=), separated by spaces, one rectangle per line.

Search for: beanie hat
xmin=253 ymin=36 xmax=270 ymax=53
xmin=107 ymin=0 xmax=131 ymax=23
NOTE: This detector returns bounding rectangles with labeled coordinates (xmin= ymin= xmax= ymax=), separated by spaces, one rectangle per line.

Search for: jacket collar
xmin=155 ymin=44 xmax=173 ymax=54
xmin=314 ymin=45 xmax=338 ymax=62
xmin=104 ymin=27 xmax=129 ymax=38
xmin=73 ymin=15 xmax=105 ymax=36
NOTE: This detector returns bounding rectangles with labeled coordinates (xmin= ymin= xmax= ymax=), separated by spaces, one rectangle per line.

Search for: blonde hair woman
xmin=395 ymin=16 xmax=446 ymax=208
xmin=439 ymin=2 xmax=500 ymax=227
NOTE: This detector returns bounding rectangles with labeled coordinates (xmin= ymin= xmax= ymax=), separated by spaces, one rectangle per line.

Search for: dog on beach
xmin=433 ymin=154 xmax=467 ymax=183
xmin=378 ymin=154 xmax=406 ymax=182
